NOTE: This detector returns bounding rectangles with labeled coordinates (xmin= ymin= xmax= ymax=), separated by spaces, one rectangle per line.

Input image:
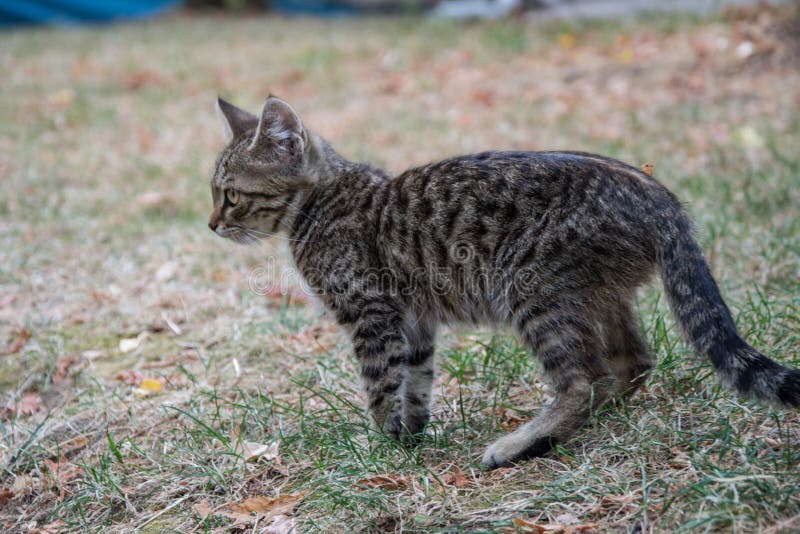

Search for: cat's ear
xmin=215 ymin=97 xmax=258 ymax=142
xmin=249 ymin=96 xmax=307 ymax=161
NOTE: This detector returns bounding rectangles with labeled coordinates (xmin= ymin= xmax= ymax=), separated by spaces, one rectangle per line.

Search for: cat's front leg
xmin=349 ymin=305 xmax=409 ymax=439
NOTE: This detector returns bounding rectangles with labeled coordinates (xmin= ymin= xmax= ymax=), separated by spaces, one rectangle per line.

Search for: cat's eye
xmin=225 ymin=189 xmax=239 ymax=205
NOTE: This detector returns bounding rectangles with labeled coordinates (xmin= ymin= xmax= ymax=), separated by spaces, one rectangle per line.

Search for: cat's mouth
xmin=216 ymin=226 xmax=260 ymax=246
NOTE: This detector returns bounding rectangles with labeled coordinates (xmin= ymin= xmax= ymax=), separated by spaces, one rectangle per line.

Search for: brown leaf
xmin=227 ymin=492 xmax=304 ymax=518
xmin=354 ymin=474 xmax=409 ymax=491
xmin=641 ymin=163 xmax=654 ymax=176
xmin=53 ymin=354 xmax=78 ymax=383
xmin=29 ymin=520 xmax=66 ymax=534
xmin=471 ymin=89 xmax=495 ymax=108
xmin=2 ymin=392 xmax=41 ymax=420
xmin=441 ymin=468 xmax=470 ymax=488
xmin=115 ymin=370 xmax=143 ymax=385
xmin=511 ymin=518 xmax=600 ymax=534
xmin=0 ymin=487 xmax=12 ymax=505
xmin=3 ymin=329 xmax=31 ymax=355
xmin=123 ymin=69 xmax=169 ymax=91
xmin=193 ymin=500 xmax=212 ymax=520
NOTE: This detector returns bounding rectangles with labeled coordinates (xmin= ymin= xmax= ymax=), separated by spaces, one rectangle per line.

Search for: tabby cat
xmin=208 ymin=96 xmax=799 ymax=468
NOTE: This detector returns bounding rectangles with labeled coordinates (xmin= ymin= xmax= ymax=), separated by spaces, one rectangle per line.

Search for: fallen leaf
xmin=242 ymin=440 xmax=280 ymax=463
xmin=123 ymin=69 xmax=169 ymax=91
xmin=0 ymin=487 xmax=12 ymax=505
xmin=115 ymin=370 xmax=143 ymax=385
xmin=32 ymin=520 xmax=66 ymax=534
xmin=53 ymin=354 xmax=79 ymax=383
xmin=119 ymin=332 xmax=148 ymax=353
xmin=134 ymin=377 xmax=164 ymax=396
xmin=2 ymin=392 xmax=41 ymax=420
xmin=48 ymin=88 xmax=75 ymax=107
xmin=193 ymin=500 xmax=212 ymax=520
xmin=3 ymin=329 xmax=31 ymax=356
xmin=11 ymin=474 xmax=35 ymax=498
xmin=441 ymin=468 xmax=470 ymax=488
xmin=155 ymin=261 xmax=178 ymax=282
xmin=640 ymin=163 xmax=654 ymax=176
xmin=511 ymin=518 xmax=600 ymax=534
xmin=558 ymin=33 xmax=576 ymax=50
xmin=228 ymin=492 xmax=304 ymax=517
xmin=354 ymin=474 xmax=409 ymax=491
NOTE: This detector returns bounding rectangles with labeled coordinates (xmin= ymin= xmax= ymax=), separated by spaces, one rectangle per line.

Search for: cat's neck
xmin=304 ymin=132 xmax=376 ymax=182
xmin=282 ymin=132 xmax=385 ymax=242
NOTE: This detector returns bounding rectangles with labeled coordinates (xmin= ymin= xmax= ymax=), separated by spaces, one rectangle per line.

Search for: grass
xmin=2 ymin=4 xmax=800 ymax=532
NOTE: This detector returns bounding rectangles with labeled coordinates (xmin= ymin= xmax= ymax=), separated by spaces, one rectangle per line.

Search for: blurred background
xmin=2 ymin=0 xmax=799 ymax=531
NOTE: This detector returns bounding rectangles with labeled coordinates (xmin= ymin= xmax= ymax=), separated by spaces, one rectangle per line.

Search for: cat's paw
xmin=481 ymin=435 xmax=556 ymax=470
xmin=381 ymin=412 xmax=404 ymax=440
xmin=481 ymin=439 xmax=518 ymax=470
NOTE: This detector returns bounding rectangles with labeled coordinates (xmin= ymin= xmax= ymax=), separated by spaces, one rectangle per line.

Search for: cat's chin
xmin=217 ymin=227 xmax=260 ymax=246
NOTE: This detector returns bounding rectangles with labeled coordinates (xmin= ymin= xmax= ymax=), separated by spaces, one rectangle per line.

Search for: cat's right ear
xmin=215 ymin=97 xmax=258 ymax=143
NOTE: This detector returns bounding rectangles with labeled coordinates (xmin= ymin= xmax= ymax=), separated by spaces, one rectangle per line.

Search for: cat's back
xmin=385 ymin=150 xmax=670 ymax=226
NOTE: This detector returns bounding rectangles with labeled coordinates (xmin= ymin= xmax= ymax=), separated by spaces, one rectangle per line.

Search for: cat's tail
xmin=656 ymin=208 xmax=799 ymax=406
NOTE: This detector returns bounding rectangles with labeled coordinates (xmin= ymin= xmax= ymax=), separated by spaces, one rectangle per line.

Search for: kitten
xmin=208 ymin=96 xmax=800 ymax=468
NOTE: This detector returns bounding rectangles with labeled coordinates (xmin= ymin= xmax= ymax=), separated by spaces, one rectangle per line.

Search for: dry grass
xmin=1 ymin=5 xmax=800 ymax=533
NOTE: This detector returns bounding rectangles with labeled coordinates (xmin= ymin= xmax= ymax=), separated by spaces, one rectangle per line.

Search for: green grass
xmin=1 ymin=5 xmax=800 ymax=533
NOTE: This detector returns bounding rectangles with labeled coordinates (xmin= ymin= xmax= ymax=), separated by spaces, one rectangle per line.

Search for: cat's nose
xmin=208 ymin=209 xmax=222 ymax=231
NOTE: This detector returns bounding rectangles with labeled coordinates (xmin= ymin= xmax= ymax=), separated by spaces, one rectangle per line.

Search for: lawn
xmin=1 ymin=5 xmax=799 ymax=532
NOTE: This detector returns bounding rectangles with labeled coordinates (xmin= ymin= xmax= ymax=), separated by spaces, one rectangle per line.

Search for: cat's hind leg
xmin=604 ymin=298 xmax=654 ymax=397
xmin=482 ymin=299 xmax=619 ymax=469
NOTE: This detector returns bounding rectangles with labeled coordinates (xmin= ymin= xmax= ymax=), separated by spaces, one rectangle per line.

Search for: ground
xmin=1 ymin=5 xmax=799 ymax=533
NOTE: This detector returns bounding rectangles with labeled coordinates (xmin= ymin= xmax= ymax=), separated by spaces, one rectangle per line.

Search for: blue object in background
xmin=0 ymin=0 xmax=182 ymax=26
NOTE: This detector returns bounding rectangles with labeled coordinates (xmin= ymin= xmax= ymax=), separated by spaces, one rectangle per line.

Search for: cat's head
xmin=208 ymin=96 xmax=311 ymax=245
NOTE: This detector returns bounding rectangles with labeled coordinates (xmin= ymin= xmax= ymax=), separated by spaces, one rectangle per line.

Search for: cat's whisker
xmin=242 ymin=227 xmax=315 ymax=243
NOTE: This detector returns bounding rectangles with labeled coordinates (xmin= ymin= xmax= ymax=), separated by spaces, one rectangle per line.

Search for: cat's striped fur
xmin=208 ymin=96 xmax=799 ymax=468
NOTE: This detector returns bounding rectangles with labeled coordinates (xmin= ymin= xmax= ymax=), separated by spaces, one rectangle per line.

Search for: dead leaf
xmin=641 ymin=163 xmax=654 ymax=176
xmin=115 ymin=370 xmax=143 ymax=385
xmin=155 ymin=261 xmax=178 ymax=282
xmin=133 ymin=191 xmax=180 ymax=217
xmin=48 ymin=88 xmax=75 ymax=107
xmin=2 ymin=392 xmax=41 ymax=420
xmin=354 ymin=474 xmax=409 ymax=491
xmin=42 ymin=458 xmax=82 ymax=501
xmin=30 ymin=520 xmax=66 ymax=534
xmin=441 ymin=468 xmax=470 ymax=488
xmin=53 ymin=354 xmax=78 ymax=383
xmin=3 ymin=329 xmax=31 ymax=355
xmin=0 ymin=487 xmax=12 ymax=505
xmin=471 ymin=89 xmax=494 ymax=108
xmin=123 ymin=69 xmax=169 ymax=91
xmin=511 ymin=518 xmax=600 ymax=534
xmin=558 ymin=33 xmax=577 ymax=50
xmin=119 ymin=332 xmax=148 ymax=353
xmin=193 ymin=500 xmax=212 ymax=521
xmin=134 ymin=378 xmax=164 ymax=396
xmin=242 ymin=440 xmax=280 ymax=463
xmin=227 ymin=492 xmax=304 ymax=518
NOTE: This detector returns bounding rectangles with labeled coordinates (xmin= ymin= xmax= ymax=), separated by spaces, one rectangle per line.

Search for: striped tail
xmin=656 ymin=210 xmax=800 ymax=406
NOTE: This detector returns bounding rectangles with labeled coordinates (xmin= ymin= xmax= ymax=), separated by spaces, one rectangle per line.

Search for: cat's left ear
xmin=215 ymin=97 xmax=258 ymax=143
xmin=249 ymin=96 xmax=307 ymax=161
